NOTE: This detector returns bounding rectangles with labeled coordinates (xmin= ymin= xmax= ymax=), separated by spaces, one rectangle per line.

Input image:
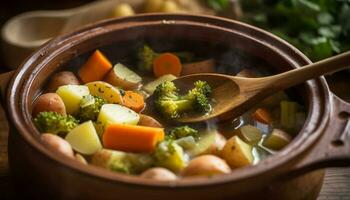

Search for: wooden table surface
xmin=0 ymin=71 xmax=349 ymax=199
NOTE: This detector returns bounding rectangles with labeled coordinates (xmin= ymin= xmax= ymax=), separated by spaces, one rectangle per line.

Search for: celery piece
xmin=280 ymin=101 xmax=298 ymax=131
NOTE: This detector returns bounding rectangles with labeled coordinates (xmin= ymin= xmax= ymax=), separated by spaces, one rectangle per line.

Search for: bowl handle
xmin=0 ymin=71 xmax=14 ymax=104
xmin=290 ymin=93 xmax=350 ymax=175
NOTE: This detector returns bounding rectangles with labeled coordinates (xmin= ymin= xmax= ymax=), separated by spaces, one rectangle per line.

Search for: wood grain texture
xmin=318 ymin=168 xmax=350 ymax=200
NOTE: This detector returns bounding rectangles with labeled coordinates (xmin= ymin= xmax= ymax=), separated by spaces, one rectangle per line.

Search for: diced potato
xmin=47 ymin=71 xmax=80 ymax=92
xmin=85 ymin=81 xmax=123 ymax=104
xmin=65 ymin=121 xmax=102 ymax=155
xmin=181 ymin=155 xmax=231 ymax=177
xmin=222 ymin=135 xmax=253 ymax=168
xmin=181 ymin=59 xmax=215 ymax=76
xmin=32 ymin=93 xmax=66 ymax=117
xmin=97 ymin=104 xmax=140 ymax=127
xmin=41 ymin=133 xmax=74 ymax=158
xmin=138 ymin=114 xmax=163 ymax=128
xmin=263 ymin=129 xmax=292 ymax=150
xmin=113 ymin=3 xmax=135 ymax=18
xmin=142 ymin=74 xmax=177 ymax=94
xmin=104 ymin=63 xmax=142 ymax=90
xmin=235 ymin=125 xmax=262 ymax=145
xmin=56 ymin=85 xmax=89 ymax=114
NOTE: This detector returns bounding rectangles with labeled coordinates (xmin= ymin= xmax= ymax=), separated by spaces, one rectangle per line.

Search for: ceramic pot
xmin=1 ymin=14 xmax=349 ymax=200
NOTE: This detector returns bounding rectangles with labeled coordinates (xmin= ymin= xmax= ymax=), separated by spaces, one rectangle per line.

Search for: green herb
xmin=241 ymin=0 xmax=350 ymax=61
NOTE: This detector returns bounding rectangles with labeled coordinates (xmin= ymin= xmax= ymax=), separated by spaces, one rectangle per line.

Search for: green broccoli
xmin=92 ymin=149 xmax=154 ymax=174
xmin=154 ymin=80 xmax=212 ymax=119
xmin=166 ymin=126 xmax=198 ymax=140
xmin=185 ymin=80 xmax=212 ymax=113
xmin=137 ymin=45 xmax=194 ymax=71
xmin=34 ymin=111 xmax=79 ymax=134
xmin=77 ymin=95 xmax=107 ymax=122
xmin=154 ymin=140 xmax=187 ymax=172
xmin=137 ymin=45 xmax=158 ymax=72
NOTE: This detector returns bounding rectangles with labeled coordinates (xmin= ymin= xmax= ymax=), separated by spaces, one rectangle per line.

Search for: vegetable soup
xmin=32 ymin=43 xmax=306 ymax=180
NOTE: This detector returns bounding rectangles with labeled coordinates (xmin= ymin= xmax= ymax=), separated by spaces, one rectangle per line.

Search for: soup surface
xmin=32 ymin=43 xmax=306 ymax=180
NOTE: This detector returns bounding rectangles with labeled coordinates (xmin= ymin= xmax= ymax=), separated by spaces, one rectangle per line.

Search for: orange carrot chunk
xmin=123 ymin=91 xmax=145 ymax=112
xmin=78 ymin=50 xmax=112 ymax=83
xmin=153 ymin=53 xmax=182 ymax=77
xmin=103 ymin=123 xmax=164 ymax=153
xmin=251 ymin=108 xmax=272 ymax=124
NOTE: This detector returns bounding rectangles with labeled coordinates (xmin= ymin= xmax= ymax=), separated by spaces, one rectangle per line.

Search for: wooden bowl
xmin=3 ymin=14 xmax=350 ymax=199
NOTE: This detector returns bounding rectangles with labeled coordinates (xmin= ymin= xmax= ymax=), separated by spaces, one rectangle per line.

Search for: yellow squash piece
xmin=85 ymin=81 xmax=123 ymax=104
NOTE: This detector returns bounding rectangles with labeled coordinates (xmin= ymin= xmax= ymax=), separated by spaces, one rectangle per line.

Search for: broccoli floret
xmin=167 ymin=126 xmax=198 ymax=140
xmin=137 ymin=45 xmax=195 ymax=71
xmin=137 ymin=45 xmax=159 ymax=72
xmin=77 ymin=95 xmax=107 ymax=122
xmin=154 ymin=140 xmax=187 ymax=172
xmin=153 ymin=81 xmax=192 ymax=119
xmin=154 ymin=80 xmax=212 ymax=119
xmin=193 ymin=80 xmax=212 ymax=97
xmin=34 ymin=111 xmax=79 ymax=134
xmin=185 ymin=80 xmax=212 ymax=113
xmin=92 ymin=149 xmax=154 ymax=174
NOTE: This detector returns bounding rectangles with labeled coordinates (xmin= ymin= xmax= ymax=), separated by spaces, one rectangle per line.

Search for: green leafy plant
xmin=241 ymin=0 xmax=350 ymax=61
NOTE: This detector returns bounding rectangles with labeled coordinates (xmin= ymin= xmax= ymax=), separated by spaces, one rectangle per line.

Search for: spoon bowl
xmin=173 ymin=51 xmax=350 ymax=123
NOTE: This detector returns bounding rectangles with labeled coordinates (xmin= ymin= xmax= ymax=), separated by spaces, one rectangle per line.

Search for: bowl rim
xmin=7 ymin=13 xmax=331 ymax=188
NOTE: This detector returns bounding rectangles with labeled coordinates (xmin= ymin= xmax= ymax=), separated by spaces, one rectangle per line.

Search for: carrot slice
xmin=122 ymin=91 xmax=145 ymax=112
xmin=153 ymin=53 xmax=182 ymax=77
xmin=78 ymin=50 xmax=112 ymax=83
xmin=103 ymin=123 xmax=164 ymax=153
xmin=251 ymin=108 xmax=272 ymax=124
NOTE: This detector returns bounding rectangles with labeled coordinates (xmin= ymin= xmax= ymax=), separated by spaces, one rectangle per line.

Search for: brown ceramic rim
xmin=7 ymin=14 xmax=331 ymax=187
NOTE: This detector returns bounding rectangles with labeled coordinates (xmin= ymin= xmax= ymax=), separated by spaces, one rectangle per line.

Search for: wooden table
xmin=0 ymin=70 xmax=349 ymax=199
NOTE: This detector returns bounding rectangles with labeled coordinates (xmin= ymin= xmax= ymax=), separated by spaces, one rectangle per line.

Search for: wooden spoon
xmin=171 ymin=51 xmax=350 ymax=123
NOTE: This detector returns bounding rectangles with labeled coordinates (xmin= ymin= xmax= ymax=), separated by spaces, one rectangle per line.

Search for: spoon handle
xmin=269 ymin=51 xmax=350 ymax=91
